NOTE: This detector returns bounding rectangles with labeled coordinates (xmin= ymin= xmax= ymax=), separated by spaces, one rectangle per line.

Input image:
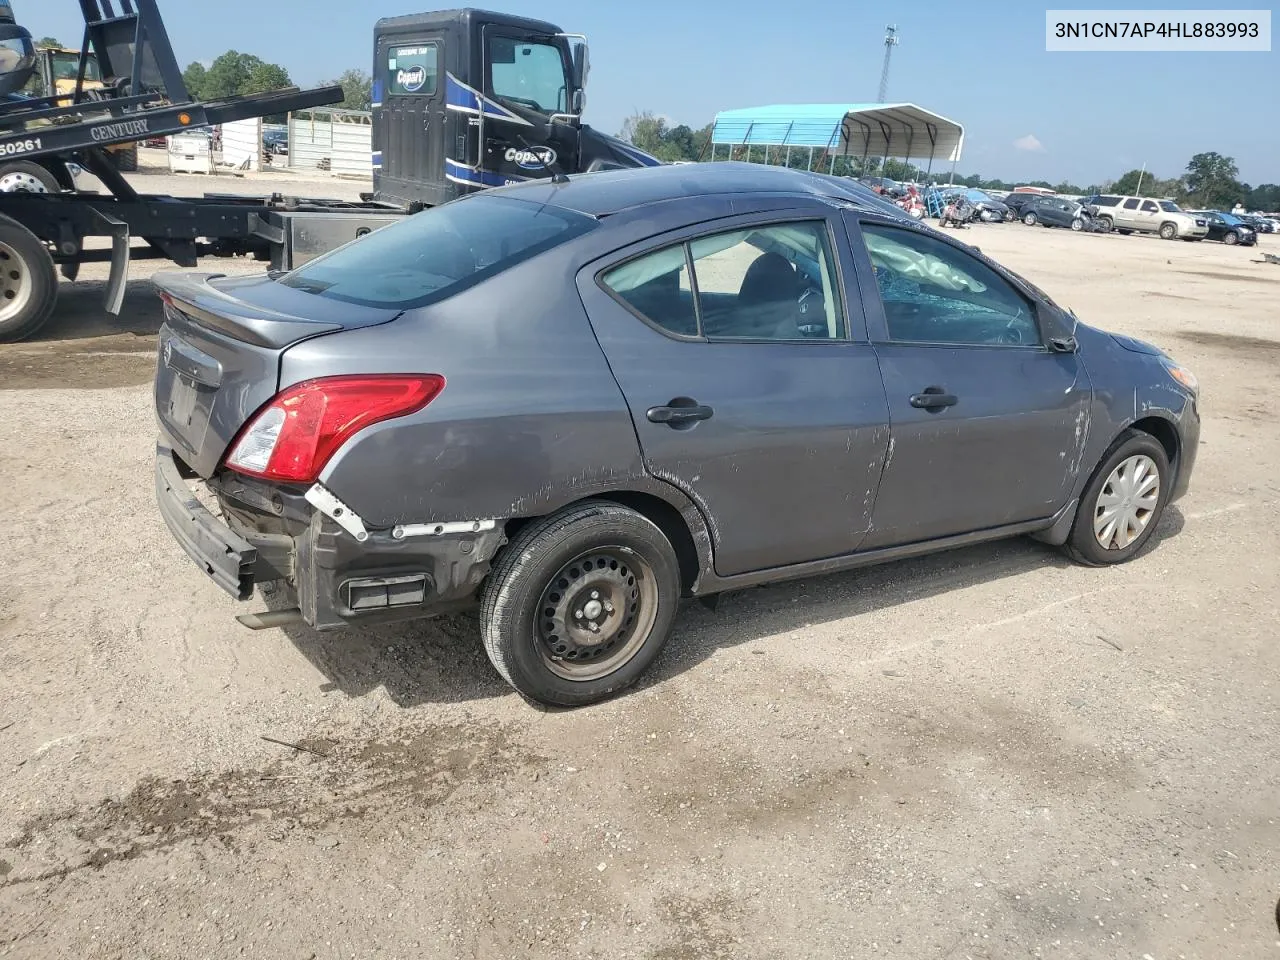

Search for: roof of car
xmin=479 ymin=161 xmax=906 ymax=219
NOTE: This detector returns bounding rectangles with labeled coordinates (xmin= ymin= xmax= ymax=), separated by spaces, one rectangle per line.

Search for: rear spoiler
xmin=153 ymin=270 xmax=343 ymax=349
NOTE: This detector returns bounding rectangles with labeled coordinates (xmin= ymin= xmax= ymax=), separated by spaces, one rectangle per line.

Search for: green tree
xmin=244 ymin=61 xmax=292 ymax=96
xmin=1244 ymin=184 xmax=1280 ymax=212
xmin=198 ymin=50 xmax=291 ymax=100
xmin=182 ymin=61 xmax=208 ymax=99
xmin=36 ymin=36 xmax=62 ymax=49
xmin=1184 ymin=152 xmax=1242 ymax=209
xmin=325 ymin=68 xmax=372 ymax=111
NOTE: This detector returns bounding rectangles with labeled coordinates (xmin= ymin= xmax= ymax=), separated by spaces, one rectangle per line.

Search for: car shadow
xmin=270 ymin=504 xmax=1186 ymax=710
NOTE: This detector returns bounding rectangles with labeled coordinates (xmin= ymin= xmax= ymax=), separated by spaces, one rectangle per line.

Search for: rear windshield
xmin=279 ymin=194 xmax=596 ymax=309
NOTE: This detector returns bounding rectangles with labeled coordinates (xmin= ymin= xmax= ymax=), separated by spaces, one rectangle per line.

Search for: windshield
xmin=966 ymin=189 xmax=992 ymax=202
xmin=51 ymin=52 xmax=100 ymax=82
xmin=1158 ymin=201 xmax=1181 ymax=212
xmin=280 ymin=194 xmax=597 ymax=309
xmin=488 ymin=36 xmax=569 ymax=114
xmin=1217 ymin=212 xmax=1243 ymax=225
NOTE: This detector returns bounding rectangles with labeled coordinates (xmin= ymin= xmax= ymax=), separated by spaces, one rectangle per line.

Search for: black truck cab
xmin=371 ymin=8 xmax=661 ymax=208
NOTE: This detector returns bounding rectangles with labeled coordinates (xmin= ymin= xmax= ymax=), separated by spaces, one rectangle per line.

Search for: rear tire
xmin=0 ymin=160 xmax=59 ymax=195
xmin=1063 ymin=429 xmax=1171 ymax=567
xmin=1023 ymin=212 xmax=1038 ymax=225
xmin=109 ymin=144 xmax=139 ymax=173
xmin=0 ymin=214 xmax=57 ymax=343
xmin=480 ymin=501 xmax=682 ymax=707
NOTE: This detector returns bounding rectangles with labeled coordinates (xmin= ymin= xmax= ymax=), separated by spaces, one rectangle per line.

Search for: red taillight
xmin=224 ymin=374 xmax=445 ymax=483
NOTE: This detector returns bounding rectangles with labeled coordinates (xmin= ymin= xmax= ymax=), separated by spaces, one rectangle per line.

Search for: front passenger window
xmin=861 ymin=223 xmax=1040 ymax=347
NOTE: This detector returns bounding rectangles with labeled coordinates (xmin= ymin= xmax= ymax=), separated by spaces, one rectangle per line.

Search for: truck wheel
xmin=109 ymin=144 xmax=139 ymax=173
xmin=1097 ymin=217 xmax=1113 ymax=233
xmin=0 ymin=215 xmax=58 ymax=343
xmin=1159 ymin=222 xmax=1178 ymax=240
xmin=480 ymin=500 xmax=682 ymax=708
xmin=0 ymin=161 xmax=59 ymax=194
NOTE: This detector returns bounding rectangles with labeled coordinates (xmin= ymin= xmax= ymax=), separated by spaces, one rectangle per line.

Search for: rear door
xmin=373 ymin=31 xmax=447 ymax=205
xmin=845 ymin=214 xmax=1092 ymax=548
xmin=576 ymin=208 xmax=892 ymax=577
xmin=1115 ymin=197 xmax=1142 ymax=229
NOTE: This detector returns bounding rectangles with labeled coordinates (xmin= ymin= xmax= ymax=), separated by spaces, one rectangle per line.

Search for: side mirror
xmin=571 ymin=41 xmax=589 ymax=89
xmin=571 ymin=88 xmax=585 ymax=114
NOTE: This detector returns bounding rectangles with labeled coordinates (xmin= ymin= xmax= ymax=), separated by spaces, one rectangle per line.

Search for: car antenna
xmin=516 ymin=134 xmax=569 ymax=185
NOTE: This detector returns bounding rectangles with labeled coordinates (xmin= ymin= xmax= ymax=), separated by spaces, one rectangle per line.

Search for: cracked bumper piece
xmin=155 ymin=444 xmax=507 ymax=630
xmin=156 ymin=443 xmax=290 ymax=601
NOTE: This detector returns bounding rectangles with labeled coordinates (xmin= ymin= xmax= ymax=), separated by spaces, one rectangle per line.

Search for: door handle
xmin=647 ymin=402 xmax=714 ymax=425
xmin=909 ymin=388 xmax=958 ymax=410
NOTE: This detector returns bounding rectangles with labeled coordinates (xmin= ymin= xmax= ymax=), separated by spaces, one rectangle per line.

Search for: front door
xmin=373 ymin=32 xmax=447 ymax=206
xmin=469 ymin=27 xmax=579 ymax=189
xmin=576 ymin=210 xmax=892 ymax=577
xmin=845 ymin=214 xmax=1093 ymax=548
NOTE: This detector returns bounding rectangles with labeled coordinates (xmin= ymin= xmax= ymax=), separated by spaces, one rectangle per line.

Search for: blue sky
xmin=33 ymin=0 xmax=1276 ymax=185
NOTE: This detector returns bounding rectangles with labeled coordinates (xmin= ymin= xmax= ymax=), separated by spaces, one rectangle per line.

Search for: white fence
xmin=220 ymin=117 xmax=262 ymax=171
xmin=288 ymin=108 xmax=373 ymax=178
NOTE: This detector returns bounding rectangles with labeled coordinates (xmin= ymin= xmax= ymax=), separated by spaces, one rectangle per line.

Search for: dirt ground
xmin=1 ymin=167 xmax=1278 ymax=960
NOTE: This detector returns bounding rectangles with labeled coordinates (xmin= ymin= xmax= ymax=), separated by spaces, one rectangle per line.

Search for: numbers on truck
xmin=0 ymin=138 xmax=44 ymax=156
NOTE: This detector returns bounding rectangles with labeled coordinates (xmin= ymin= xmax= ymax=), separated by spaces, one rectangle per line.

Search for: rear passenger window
xmin=1122 ymin=198 xmax=1140 ymax=210
xmin=598 ymin=245 xmax=698 ymax=337
xmin=600 ymin=220 xmax=846 ymax=341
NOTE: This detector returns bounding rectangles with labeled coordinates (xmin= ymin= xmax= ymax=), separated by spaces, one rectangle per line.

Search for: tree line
xmin=619 ymin=110 xmax=1278 ymax=212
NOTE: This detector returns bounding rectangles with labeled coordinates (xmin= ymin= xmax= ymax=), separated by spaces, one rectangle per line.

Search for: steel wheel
xmin=1092 ymin=454 xmax=1160 ymax=550
xmin=0 ymin=240 xmax=33 ymax=325
xmin=535 ymin=548 xmax=660 ymax=682
xmin=0 ymin=170 xmax=50 ymax=194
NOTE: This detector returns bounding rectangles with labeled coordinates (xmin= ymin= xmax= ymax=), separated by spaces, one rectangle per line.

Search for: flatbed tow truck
xmin=0 ymin=0 xmax=661 ymax=342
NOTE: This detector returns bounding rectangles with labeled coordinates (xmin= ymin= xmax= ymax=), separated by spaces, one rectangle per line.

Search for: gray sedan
xmin=152 ymin=162 xmax=1201 ymax=707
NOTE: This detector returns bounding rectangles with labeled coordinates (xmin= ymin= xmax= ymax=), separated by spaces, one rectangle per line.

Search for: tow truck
xmin=0 ymin=0 xmax=661 ymax=343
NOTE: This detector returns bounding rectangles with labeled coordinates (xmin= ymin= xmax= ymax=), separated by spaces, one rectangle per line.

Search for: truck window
xmin=1122 ymin=199 xmax=1140 ymax=210
xmin=487 ymin=37 xmax=568 ymax=114
xmin=51 ymin=52 xmax=101 ymax=82
xmin=386 ymin=43 xmax=438 ymax=96
xmin=1141 ymin=200 xmax=1158 ymax=213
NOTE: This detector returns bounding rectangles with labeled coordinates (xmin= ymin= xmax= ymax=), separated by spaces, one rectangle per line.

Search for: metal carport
xmin=708 ymin=103 xmax=965 ymax=178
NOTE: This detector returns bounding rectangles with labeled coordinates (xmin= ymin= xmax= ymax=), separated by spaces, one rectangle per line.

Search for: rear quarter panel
xmin=283 ymin=243 xmax=647 ymax=527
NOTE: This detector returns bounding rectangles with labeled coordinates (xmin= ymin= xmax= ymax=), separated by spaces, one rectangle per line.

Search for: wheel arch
xmin=1127 ymin=414 xmax=1180 ymax=478
xmin=500 ymin=485 xmax=712 ymax=597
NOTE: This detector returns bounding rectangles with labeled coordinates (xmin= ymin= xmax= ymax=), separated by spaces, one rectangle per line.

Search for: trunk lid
xmin=152 ymin=270 xmax=401 ymax=478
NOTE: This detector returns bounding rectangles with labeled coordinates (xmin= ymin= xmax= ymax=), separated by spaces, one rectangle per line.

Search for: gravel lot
xmin=1 ymin=166 xmax=1278 ymax=959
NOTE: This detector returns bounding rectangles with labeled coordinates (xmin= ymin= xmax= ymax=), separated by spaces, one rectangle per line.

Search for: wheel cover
xmin=535 ymin=548 xmax=659 ymax=682
xmin=0 ymin=240 xmax=32 ymax=324
xmin=1093 ymin=454 xmax=1160 ymax=550
xmin=0 ymin=171 xmax=49 ymax=194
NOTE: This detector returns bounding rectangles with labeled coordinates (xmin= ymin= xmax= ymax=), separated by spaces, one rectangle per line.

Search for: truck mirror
xmin=572 ymin=42 xmax=589 ymax=88
xmin=571 ymin=89 xmax=585 ymax=114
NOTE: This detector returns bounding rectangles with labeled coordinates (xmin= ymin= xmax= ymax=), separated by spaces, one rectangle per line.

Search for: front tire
xmin=1064 ymin=429 xmax=1171 ymax=567
xmin=1224 ymin=231 xmax=1239 ymax=245
xmin=1159 ymin=222 xmax=1178 ymax=240
xmin=1070 ymin=218 xmax=1084 ymax=231
xmin=480 ymin=501 xmax=682 ymax=707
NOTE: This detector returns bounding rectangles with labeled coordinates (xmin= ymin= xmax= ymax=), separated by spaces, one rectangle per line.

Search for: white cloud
xmin=1014 ymin=134 xmax=1046 ymax=153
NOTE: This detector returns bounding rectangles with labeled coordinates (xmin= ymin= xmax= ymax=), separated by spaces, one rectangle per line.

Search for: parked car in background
xmin=924 ymin=187 xmax=1011 ymax=223
xmin=858 ymin=176 xmax=907 ymax=199
xmin=1019 ymin=195 xmax=1091 ymax=230
xmin=1188 ymin=210 xmax=1257 ymax=246
xmin=1236 ymin=213 xmax=1274 ymax=235
xmin=1003 ymin=192 xmax=1049 ymax=218
xmin=1088 ymin=195 xmax=1208 ymax=240
xmin=151 ymin=161 xmax=1201 ymax=708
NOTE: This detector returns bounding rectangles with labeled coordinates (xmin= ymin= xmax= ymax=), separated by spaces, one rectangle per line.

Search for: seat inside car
xmin=731 ymin=251 xmax=803 ymax=339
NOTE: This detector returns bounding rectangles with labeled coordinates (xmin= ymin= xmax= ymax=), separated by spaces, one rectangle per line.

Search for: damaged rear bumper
xmin=154 ymin=443 xmax=506 ymax=629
